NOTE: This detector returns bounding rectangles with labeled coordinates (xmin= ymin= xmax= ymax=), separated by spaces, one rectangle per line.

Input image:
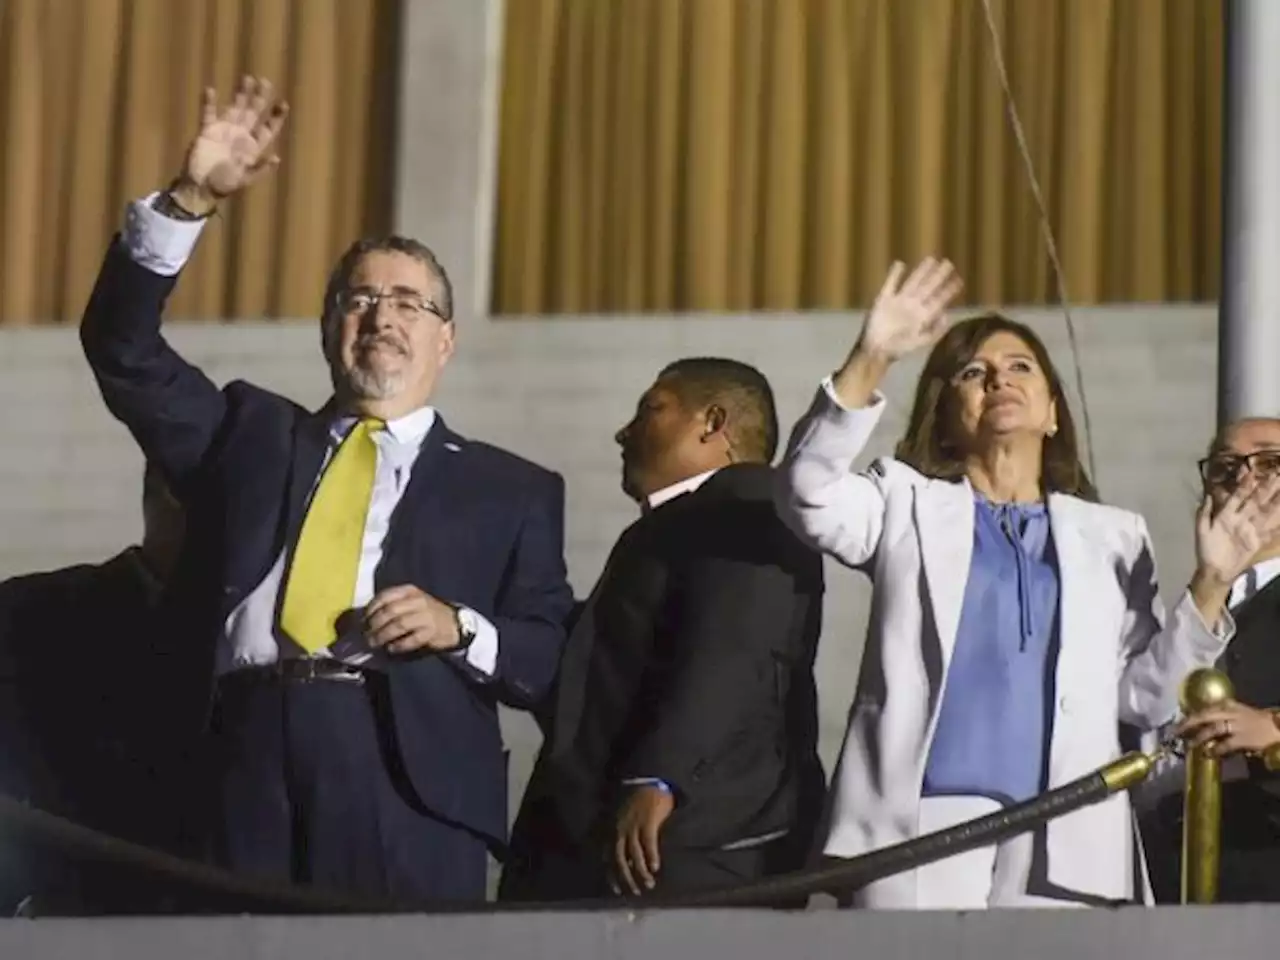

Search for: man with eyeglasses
xmin=78 ymin=76 xmax=573 ymax=904
xmin=1141 ymin=417 xmax=1280 ymax=902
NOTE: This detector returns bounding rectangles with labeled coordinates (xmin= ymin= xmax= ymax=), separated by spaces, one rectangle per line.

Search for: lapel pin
xmin=444 ymin=442 xmax=461 ymax=452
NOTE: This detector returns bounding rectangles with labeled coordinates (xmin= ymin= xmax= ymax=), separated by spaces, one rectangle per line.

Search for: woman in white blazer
xmin=776 ymin=258 xmax=1280 ymax=909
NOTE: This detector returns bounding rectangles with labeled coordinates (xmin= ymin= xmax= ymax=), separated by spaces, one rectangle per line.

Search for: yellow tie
xmin=279 ymin=418 xmax=383 ymax=653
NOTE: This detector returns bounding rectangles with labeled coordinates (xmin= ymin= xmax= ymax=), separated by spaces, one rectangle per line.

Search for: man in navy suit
xmin=78 ymin=75 xmax=573 ymax=904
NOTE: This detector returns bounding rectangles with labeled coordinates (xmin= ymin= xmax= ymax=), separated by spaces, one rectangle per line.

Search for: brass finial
xmin=1179 ymin=667 xmax=1234 ymax=714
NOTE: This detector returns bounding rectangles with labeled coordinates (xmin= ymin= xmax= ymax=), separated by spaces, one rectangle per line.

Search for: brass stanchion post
xmin=1180 ymin=667 xmax=1234 ymax=904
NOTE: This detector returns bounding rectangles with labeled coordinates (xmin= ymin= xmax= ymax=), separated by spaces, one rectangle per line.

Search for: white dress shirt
xmin=644 ymin=469 xmax=720 ymax=511
xmin=120 ymin=193 xmax=498 ymax=680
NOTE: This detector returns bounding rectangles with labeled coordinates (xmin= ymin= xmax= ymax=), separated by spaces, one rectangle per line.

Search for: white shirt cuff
xmin=1177 ymin=588 xmax=1236 ymax=646
xmin=819 ymin=375 xmax=887 ymax=414
xmin=122 ymin=193 xmax=208 ymax=277
xmin=450 ymin=608 xmax=498 ymax=679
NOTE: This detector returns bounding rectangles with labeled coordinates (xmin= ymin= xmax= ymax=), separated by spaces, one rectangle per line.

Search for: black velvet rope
xmin=0 ymin=767 xmax=1113 ymax=915
xmin=0 ymin=794 xmax=383 ymax=915
xmin=658 ymin=771 xmax=1108 ymax=908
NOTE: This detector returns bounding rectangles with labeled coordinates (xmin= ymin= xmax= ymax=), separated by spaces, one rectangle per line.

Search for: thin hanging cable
xmin=978 ymin=0 xmax=1097 ymax=481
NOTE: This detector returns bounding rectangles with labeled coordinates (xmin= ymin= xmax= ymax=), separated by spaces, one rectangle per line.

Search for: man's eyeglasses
xmin=337 ymin=289 xmax=445 ymax=321
xmin=1198 ymin=450 xmax=1280 ymax=488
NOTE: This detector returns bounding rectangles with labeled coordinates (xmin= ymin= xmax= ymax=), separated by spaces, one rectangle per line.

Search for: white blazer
xmin=776 ymin=384 xmax=1231 ymax=907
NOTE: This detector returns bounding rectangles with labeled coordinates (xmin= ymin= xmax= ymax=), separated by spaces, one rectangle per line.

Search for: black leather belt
xmin=220 ymin=659 xmax=369 ymax=688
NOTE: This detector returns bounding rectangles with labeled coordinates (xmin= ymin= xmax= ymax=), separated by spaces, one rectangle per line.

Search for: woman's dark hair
xmin=893 ymin=313 xmax=1098 ymax=501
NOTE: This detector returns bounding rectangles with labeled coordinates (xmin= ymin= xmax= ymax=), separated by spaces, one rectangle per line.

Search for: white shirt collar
xmin=644 ymin=468 xmax=721 ymax=512
xmin=329 ymin=404 xmax=437 ymax=447
xmin=1231 ymin=556 xmax=1280 ymax=609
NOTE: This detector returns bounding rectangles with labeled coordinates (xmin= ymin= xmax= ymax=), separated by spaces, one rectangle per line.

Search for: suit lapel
xmin=548 ymin=521 xmax=639 ymax=755
xmin=1231 ymin=573 xmax=1280 ymax=635
xmin=378 ymin=416 xmax=462 ymax=584
xmin=914 ymin=479 xmax=975 ymax=666
xmin=282 ymin=410 xmax=332 ymax=549
xmin=1047 ymin=494 xmax=1089 ymax=677
xmin=1224 ymin=573 xmax=1280 ymax=691
xmin=393 ymin=415 xmax=456 ymax=515
xmin=1046 ymin=495 xmax=1138 ymax=717
xmin=547 ymin=510 xmax=663 ymax=762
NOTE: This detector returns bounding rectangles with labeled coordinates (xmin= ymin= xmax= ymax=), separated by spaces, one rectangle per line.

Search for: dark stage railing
xmin=0 ymin=744 xmax=1168 ymax=916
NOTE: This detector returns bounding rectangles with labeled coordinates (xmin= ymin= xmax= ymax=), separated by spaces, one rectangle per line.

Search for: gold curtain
xmin=494 ymin=0 xmax=1222 ymax=313
xmin=0 ymin=0 xmax=399 ymax=326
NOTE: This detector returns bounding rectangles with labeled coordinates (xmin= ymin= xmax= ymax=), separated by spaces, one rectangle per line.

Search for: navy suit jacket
xmin=79 ymin=240 xmax=574 ymax=848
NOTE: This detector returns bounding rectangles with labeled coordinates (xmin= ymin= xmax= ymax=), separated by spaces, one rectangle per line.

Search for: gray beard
xmin=341 ymin=363 xmax=406 ymax=401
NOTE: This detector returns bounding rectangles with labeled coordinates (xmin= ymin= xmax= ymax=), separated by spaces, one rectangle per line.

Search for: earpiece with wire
xmin=704 ymin=404 xmax=739 ymax=462
xmin=978 ymin=0 xmax=1097 ymax=481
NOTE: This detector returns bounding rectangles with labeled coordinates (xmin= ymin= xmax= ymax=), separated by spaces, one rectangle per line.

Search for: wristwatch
xmin=152 ymin=179 xmax=214 ymax=221
xmin=452 ymin=605 xmax=479 ymax=652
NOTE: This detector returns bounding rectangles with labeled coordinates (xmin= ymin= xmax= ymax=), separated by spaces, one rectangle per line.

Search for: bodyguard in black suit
xmin=502 ymin=358 xmax=825 ymax=902
xmin=1146 ymin=417 xmax=1280 ymax=903
xmin=78 ymin=77 xmax=573 ymax=903
xmin=0 ymin=465 xmax=184 ymax=914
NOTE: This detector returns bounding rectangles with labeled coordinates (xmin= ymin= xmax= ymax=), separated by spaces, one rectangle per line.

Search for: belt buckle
xmin=297 ymin=660 xmax=323 ymax=682
xmin=280 ymin=659 xmax=322 ymax=683
xmin=328 ymin=664 xmax=365 ymax=684
xmin=304 ymin=659 xmax=364 ymax=684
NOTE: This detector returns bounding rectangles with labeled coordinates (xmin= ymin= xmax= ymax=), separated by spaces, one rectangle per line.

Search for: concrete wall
xmin=3 ymin=903 xmax=1278 ymax=959
xmin=0 ymin=302 xmax=1220 ymax=811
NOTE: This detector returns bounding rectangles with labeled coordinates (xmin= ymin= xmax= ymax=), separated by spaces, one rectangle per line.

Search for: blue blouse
xmin=921 ymin=495 xmax=1062 ymax=805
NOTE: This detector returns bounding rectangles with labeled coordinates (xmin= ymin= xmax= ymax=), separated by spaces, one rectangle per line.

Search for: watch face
xmin=458 ymin=608 xmax=479 ymax=637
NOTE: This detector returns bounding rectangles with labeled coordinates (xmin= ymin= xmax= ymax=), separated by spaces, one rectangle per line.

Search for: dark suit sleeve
xmin=616 ymin=552 xmax=797 ymax=798
xmin=487 ymin=470 xmax=575 ymax=710
xmin=80 ymin=239 xmax=227 ymax=490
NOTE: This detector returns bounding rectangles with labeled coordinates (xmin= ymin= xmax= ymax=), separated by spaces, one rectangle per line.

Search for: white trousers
xmin=913 ymin=796 xmax=1093 ymax=909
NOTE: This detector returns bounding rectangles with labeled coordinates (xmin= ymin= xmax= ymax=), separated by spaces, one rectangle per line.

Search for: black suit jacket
xmin=1223 ymin=575 xmax=1280 ymax=730
xmin=0 ymin=549 xmax=199 ymax=910
xmin=79 ymin=241 xmax=574 ymax=847
xmin=1143 ymin=574 xmax=1280 ymax=902
xmin=1219 ymin=574 xmax=1280 ymax=807
xmin=0 ymin=550 xmax=167 ymax=834
xmin=513 ymin=463 xmax=825 ymax=862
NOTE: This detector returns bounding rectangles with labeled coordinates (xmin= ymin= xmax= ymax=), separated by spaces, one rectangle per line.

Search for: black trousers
xmin=1143 ymin=783 xmax=1280 ymax=904
xmin=210 ymin=673 xmax=488 ymax=905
